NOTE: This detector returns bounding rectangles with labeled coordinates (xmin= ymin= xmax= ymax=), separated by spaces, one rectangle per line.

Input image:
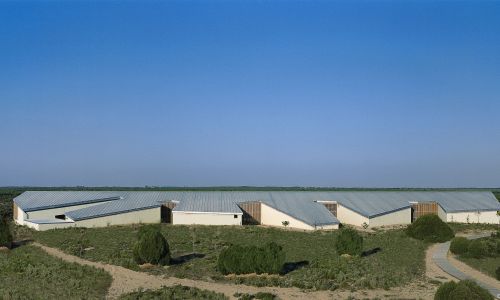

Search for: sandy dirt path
xmin=425 ymin=243 xmax=456 ymax=283
xmin=33 ymin=242 xmax=436 ymax=300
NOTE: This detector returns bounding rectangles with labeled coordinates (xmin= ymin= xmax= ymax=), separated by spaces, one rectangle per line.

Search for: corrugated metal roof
xmin=14 ymin=190 xmax=500 ymax=226
xmin=65 ymin=192 xmax=168 ymax=221
xmin=14 ymin=191 xmax=123 ymax=212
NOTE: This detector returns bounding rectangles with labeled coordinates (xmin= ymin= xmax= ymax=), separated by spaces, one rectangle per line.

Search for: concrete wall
xmin=260 ymin=203 xmax=315 ymax=230
xmin=173 ymin=211 xmax=242 ymax=226
xmin=446 ymin=210 xmax=499 ymax=224
xmin=24 ymin=220 xmax=75 ymax=231
xmin=74 ymin=207 xmax=161 ymax=228
xmin=15 ymin=206 xmax=28 ymax=225
xmin=336 ymin=204 xmax=369 ymax=227
xmin=21 ymin=201 xmax=113 ymax=223
xmin=437 ymin=205 xmax=447 ymax=222
xmin=369 ymin=207 xmax=412 ymax=227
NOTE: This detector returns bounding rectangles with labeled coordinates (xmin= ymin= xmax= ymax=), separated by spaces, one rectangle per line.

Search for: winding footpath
xmin=431 ymin=232 xmax=500 ymax=298
xmin=33 ymin=242 xmax=436 ymax=300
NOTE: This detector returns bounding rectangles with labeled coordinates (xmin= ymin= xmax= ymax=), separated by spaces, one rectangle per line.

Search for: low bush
xmin=434 ymin=280 xmax=493 ymax=300
xmin=217 ymin=242 xmax=285 ymax=275
xmin=467 ymin=240 xmax=488 ymax=259
xmin=120 ymin=285 xmax=227 ymax=300
xmin=406 ymin=214 xmax=454 ymax=243
xmin=133 ymin=225 xmax=170 ymax=265
xmin=0 ymin=216 xmax=12 ymax=249
xmin=450 ymin=237 xmax=470 ymax=255
xmin=496 ymin=266 xmax=500 ymax=280
xmin=335 ymin=228 xmax=363 ymax=256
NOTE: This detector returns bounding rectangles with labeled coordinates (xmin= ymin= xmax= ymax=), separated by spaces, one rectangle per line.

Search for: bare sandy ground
xmin=448 ymin=252 xmax=500 ymax=290
xmin=33 ymin=242 xmax=437 ymax=299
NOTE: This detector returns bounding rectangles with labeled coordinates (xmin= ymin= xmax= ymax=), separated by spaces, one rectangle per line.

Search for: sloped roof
xmin=14 ymin=191 xmax=122 ymax=212
xmin=13 ymin=190 xmax=500 ymax=226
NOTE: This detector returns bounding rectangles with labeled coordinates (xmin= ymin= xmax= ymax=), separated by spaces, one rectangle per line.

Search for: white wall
xmin=437 ymin=205 xmax=447 ymax=222
xmin=260 ymin=203 xmax=315 ymax=230
xmin=74 ymin=207 xmax=161 ymax=228
xmin=15 ymin=206 xmax=28 ymax=225
xmin=446 ymin=210 xmax=499 ymax=224
xmin=336 ymin=204 xmax=369 ymax=227
xmin=369 ymin=207 xmax=411 ymax=227
xmin=173 ymin=211 xmax=242 ymax=226
xmin=24 ymin=220 xmax=75 ymax=231
xmin=23 ymin=201 xmax=113 ymax=222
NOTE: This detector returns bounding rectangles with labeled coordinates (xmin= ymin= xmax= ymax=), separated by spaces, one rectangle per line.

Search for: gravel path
xmin=431 ymin=232 xmax=500 ymax=298
xmin=33 ymin=242 xmax=435 ymax=300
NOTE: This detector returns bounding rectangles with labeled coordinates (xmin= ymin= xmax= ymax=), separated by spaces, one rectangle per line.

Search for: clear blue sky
xmin=1 ymin=1 xmax=499 ymax=187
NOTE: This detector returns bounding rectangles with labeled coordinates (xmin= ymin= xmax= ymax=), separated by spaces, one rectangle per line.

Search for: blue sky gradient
xmin=1 ymin=1 xmax=499 ymax=187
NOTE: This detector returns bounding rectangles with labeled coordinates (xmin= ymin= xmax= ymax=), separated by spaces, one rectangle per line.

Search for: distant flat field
xmin=32 ymin=224 xmax=427 ymax=291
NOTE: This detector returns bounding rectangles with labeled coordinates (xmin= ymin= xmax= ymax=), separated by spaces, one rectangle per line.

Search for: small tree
xmin=435 ymin=280 xmax=493 ymax=300
xmin=0 ymin=216 xmax=13 ymax=249
xmin=335 ymin=228 xmax=363 ymax=256
xmin=282 ymin=221 xmax=289 ymax=228
xmin=406 ymin=214 xmax=454 ymax=243
xmin=450 ymin=237 xmax=470 ymax=255
xmin=133 ymin=225 xmax=170 ymax=265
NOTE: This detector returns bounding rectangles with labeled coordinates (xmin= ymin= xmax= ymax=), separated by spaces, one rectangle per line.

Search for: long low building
xmin=12 ymin=191 xmax=500 ymax=231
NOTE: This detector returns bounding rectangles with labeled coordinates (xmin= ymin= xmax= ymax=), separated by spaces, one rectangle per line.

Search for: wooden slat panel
xmin=411 ymin=202 xmax=438 ymax=222
xmin=13 ymin=203 xmax=18 ymax=220
xmin=322 ymin=203 xmax=337 ymax=217
xmin=239 ymin=202 xmax=261 ymax=225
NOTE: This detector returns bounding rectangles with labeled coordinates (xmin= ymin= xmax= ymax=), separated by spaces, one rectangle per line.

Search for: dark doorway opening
xmin=161 ymin=202 xmax=176 ymax=223
xmin=55 ymin=214 xmax=66 ymax=220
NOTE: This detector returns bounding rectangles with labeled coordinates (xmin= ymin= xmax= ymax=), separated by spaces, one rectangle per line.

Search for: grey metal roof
xmin=14 ymin=191 xmax=123 ymax=212
xmin=65 ymin=192 xmax=168 ymax=221
xmin=14 ymin=190 xmax=500 ymax=226
xmin=172 ymin=192 xmax=243 ymax=214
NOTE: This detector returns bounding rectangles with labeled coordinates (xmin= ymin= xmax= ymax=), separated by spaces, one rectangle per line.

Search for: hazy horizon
xmin=1 ymin=1 xmax=499 ymax=187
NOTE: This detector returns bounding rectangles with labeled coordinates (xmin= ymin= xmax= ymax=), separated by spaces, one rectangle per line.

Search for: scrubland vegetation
xmin=119 ymin=285 xmax=227 ymax=300
xmin=434 ymin=280 xmax=493 ymax=300
xmin=33 ymin=224 xmax=427 ymax=291
xmin=133 ymin=225 xmax=170 ymax=265
xmin=0 ymin=245 xmax=111 ymax=299
xmin=450 ymin=233 xmax=500 ymax=279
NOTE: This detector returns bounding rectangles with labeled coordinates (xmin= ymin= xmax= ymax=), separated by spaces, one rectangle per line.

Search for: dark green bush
xmin=406 ymin=214 xmax=454 ymax=243
xmin=0 ymin=216 xmax=13 ymax=249
xmin=496 ymin=266 xmax=500 ymax=280
xmin=450 ymin=237 xmax=470 ymax=255
xmin=217 ymin=242 xmax=285 ymax=275
xmin=435 ymin=280 xmax=493 ymax=300
xmin=466 ymin=240 xmax=488 ymax=259
xmin=335 ymin=228 xmax=363 ymax=256
xmin=133 ymin=225 xmax=170 ymax=265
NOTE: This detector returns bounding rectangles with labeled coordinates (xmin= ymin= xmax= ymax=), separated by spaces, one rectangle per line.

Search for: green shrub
xmin=217 ymin=242 xmax=285 ymax=275
xmin=133 ymin=225 xmax=170 ymax=265
xmin=435 ymin=280 xmax=493 ymax=300
xmin=120 ymin=285 xmax=227 ymax=300
xmin=335 ymin=228 xmax=363 ymax=256
xmin=467 ymin=240 xmax=488 ymax=259
xmin=450 ymin=237 xmax=470 ymax=255
xmin=496 ymin=266 xmax=500 ymax=280
xmin=406 ymin=214 xmax=454 ymax=243
xmin=0 ymin=216 xmax=13 ymax=249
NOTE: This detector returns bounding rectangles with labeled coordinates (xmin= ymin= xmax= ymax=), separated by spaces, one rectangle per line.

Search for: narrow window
xmin=55 ymin=214 xmax=66 ymax=220
xmin=234 ymin=214 xmax=238 ymax=219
